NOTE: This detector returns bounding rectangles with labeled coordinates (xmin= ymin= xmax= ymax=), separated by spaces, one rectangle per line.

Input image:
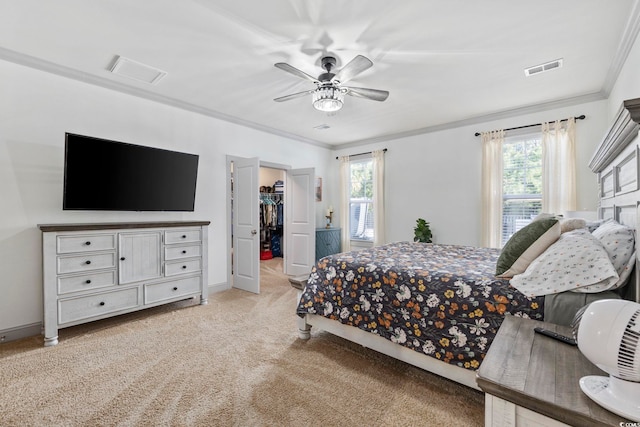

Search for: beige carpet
xmin=0 ymin=258 xmax=484 ymax=426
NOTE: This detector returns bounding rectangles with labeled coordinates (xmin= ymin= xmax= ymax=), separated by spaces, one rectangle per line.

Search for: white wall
xmin=328 ymin=30 xmax=640 ymax=248
xmin=0 ymin=59 xmax=332 ymax=333
xmin=608 ymin=24 xmax=640 ymax=120
xmin=333 ymin=99 xmax=609 ymax=246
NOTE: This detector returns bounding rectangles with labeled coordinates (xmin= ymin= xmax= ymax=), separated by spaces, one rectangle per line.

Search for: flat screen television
xmin=63 ymin=133 xmax=199 ymax=211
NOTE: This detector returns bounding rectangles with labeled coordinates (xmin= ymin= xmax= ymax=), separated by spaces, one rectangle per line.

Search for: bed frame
xmin=296 ymin=97 xmax=640 ymax=390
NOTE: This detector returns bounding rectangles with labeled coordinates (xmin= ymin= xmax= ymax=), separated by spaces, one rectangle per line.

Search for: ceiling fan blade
xmin=274 ymin=90 xmax=314 ymax=102
xmin=332 ymin=55 xmax=373 ymax=84
xmin=344 ymin=86 xmax=389 ymax=102
xmin=274 ymin=63 xmax=319 ymax=84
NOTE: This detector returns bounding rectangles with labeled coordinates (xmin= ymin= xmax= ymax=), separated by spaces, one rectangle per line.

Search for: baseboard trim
xmin=1 ymin=284 xmax=228 ymax=344
xmin=208 ymin=281 xmax=228 ymax=295
xmin=0 ymin=322 xmax=42 ymax=344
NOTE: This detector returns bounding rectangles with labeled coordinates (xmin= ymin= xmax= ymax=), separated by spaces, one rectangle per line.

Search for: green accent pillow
xmin=496 ymin=218 xmax=561 ymax=278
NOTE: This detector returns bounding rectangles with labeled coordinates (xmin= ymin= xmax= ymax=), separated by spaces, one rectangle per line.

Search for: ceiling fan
xmin=273 ymin=55 xmax=389 ymax=113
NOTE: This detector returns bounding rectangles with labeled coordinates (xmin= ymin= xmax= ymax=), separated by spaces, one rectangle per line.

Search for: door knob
xmin=251 ymin=229 xmax=257 ymax=235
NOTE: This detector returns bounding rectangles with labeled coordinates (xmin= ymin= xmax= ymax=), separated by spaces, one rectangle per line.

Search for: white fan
xmin=574 ymin=299 xmax=640 ymax=421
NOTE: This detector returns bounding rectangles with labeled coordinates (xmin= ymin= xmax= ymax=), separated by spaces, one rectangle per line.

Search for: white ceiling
xmin=2 ymin=0 xmax=639 ymax=147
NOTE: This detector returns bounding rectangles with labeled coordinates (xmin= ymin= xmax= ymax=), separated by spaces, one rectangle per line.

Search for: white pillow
xmin=592 ymin=219 xmax=635 ymax=289
xmin=560 ymin=218 xmax=587 ymax=233
xmin=510 ymin=229 xmax=619 ymax=297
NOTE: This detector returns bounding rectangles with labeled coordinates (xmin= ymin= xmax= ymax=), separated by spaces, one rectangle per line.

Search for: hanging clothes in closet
xmin=272 ymin=196 xmax=284 ymax=257
xmin=259 ymin=190 xmax=284 ymax=258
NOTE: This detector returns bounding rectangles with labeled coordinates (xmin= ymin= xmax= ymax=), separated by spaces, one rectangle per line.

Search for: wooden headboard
xmin=589 ymin=97 xmax=640 ymax=303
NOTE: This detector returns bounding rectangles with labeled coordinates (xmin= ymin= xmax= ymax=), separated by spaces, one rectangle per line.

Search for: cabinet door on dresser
xmin=118 ymin=231 xmax=162 ymax=284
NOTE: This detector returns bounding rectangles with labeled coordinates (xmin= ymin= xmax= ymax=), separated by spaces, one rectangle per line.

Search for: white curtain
xmin=339 ymin=156 xmax=351 ymax=252
xmin=481 ymin=130 xmax=505 ymax=248
xmin=542 ymin=118 xmax=576 ymax=215
xmin=372 ymin=150 xmax=385 ymax=246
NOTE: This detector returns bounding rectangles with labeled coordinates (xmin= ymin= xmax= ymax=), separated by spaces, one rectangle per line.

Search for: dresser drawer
xmin=57 ymin=234 xmax=116 ymax=254
xmin=165 ymin=244 xmax=202 ymax=261
xmin=57 ymin=270 xmax=116 ymax=295
xmin=57 ymin=252 xmax=116 ymax=275
xmin=58 ymin=287 xmax=139 ymax=324
xmin=165 ymin=229 xmax=201 ymax=245
xmin=144 ymin=276 xmax=201 ymax=305
xmin=165 ymin=259 xmax=201 ymax=276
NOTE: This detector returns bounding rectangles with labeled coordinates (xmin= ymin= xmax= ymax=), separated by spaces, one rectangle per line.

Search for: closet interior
xmin=259 ymin=167 xmax=284 ymax=266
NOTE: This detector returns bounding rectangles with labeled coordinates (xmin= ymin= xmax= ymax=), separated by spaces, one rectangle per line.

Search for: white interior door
xmin=233 ymin=157 xmax=260 ymax=293
xmin=285 ymin=167 xmax=316 ymax=277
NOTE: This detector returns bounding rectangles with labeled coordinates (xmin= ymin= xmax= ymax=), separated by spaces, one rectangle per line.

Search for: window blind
xmin=502 ymin=136 xmax=542 ymax=246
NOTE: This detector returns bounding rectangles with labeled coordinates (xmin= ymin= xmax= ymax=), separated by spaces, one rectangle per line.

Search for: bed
xmin=294 ymin=97 xmax=640 ymax=390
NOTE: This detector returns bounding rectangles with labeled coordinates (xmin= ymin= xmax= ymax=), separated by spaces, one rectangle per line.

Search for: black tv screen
xmin=63 ymin=133 xmax=199 ymax=211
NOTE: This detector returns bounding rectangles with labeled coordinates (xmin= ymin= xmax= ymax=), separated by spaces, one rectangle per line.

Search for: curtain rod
xmin=335 ymin=148 xmax=387 ymax=160
xmin=474 ymin=115 xmax=586 ymax=137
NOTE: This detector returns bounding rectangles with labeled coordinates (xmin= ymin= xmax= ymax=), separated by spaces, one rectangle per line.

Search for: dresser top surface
xmin=38 ymin=221 xmax=210 ymax=232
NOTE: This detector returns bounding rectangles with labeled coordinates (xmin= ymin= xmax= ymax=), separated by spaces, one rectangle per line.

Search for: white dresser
xmin=39 ymin=221 xmax=209 ymax=346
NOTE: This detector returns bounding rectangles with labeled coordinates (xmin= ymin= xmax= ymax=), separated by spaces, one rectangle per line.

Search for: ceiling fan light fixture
xmin=312 ymin=86 xmax=344 ymax=112
xmin=275 ymin=55 xmax=386 ymax=111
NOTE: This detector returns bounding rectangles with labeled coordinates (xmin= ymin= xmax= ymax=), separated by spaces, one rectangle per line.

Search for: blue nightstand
xmin=315 ymin=228 xmax=341 ymax=261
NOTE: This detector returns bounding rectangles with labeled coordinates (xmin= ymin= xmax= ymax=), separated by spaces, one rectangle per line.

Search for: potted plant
xmin=414 ymin=218 xmax=433 ymax=243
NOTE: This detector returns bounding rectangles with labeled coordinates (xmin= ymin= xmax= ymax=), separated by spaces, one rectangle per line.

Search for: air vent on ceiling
xmin=110 ymin=56 xmax=167 ymax=85
xmin=524 ymin=59 xmax=563 ymax=77
xmin=313 ymin=124 xmax=331 ymax=130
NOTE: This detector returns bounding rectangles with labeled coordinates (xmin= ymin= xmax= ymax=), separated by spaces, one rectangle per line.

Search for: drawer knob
xmin=85 ymin=241 xmax=91 ymax=246
xmin=182 ymin=235 xmax=187 ymax=239
xmin=86 ymin=280 xmax=91 ymax=284
xmin=85 ymin=260 xmax=91 ymax=265
xmin=120 ymin=257 xmax=125 ymax=261
xmin=182 ymin=250 xmax=187 ymax=254
xmin=173 ymin=287 xmax=178 ymax=291
xmin=182 ymin=265 xmax=187 ymax=269
xmin=99 ymin=302 xmax=105 ymax=306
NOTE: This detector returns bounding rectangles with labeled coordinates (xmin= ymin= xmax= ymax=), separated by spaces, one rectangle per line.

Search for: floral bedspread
xmin=296 ymin=242 xmax=544 ymax=370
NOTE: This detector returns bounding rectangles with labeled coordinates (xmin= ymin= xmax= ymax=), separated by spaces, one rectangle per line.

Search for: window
xmin=340 ymin=149 xmax=385 ymax=249
xmin=482 ymin=120 xmax=575 ymax=248
xmin=349 ymin=158 xmax=374 ymax=241
xmin=501 ymin=135 xmax=542 ymax=246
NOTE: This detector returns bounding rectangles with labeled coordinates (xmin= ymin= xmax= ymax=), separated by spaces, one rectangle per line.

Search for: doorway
xmin=226 ymin=156 xmax=316 ymax=294
xmin=258 ymin=166 xmax=285 ymax=273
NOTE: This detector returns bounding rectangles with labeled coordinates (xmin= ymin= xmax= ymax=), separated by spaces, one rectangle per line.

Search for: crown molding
xmin=334 ymin=91 xmax=607 ymax=150
xmin=0 ymin=44 xmax=612 ymax=151
xmin=0 ymin=47 xmax=332 ymax=150
xmin=589 ymin=97 xmax=640 ymax=172
xmin=602 ymin=0 xmax=640 ymax=96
